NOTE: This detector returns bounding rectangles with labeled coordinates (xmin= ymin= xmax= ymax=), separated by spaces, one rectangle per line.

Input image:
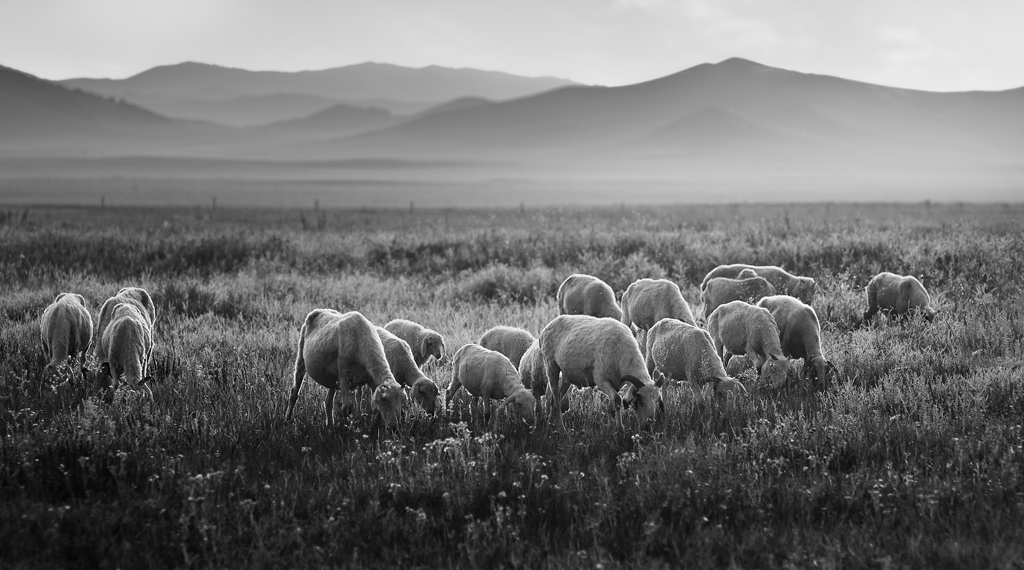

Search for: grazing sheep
xmin=39 ymin=293 xmax=93 ymax=377
xmin=95 ymin=286 xmax=156 ymax=363
xmin=383 ymin=319 xmax=446 ymax=367
xmin=701 ymin=264 xmax=815 ymax=303
xmin=701 ymin=275 xmax=777 ymax=320
xmin=376 ymin=327 xmax=440 ymax=415
xmin=518 ymin=340 xmax=570 ymax=415
xmin=447 ymin=344 xmax=536 ymax=426
xmin=479 ymin=326 xmax=536 ymax=370
xmin=620 ymin=278 xmax=697 ymax=331
xmin=556 ymin=273 xmax=622 ymax=320
xmin=706 ymin=301 xmax=791 ymax=388
xmin=539 ymin=315 xmax=661 ymax=434
xmin=863 ymin=272 xmax=937 ymax=322
xmin=287 ymin=310 xmax=407 ymax=428
xmin=94 ymin=302 xmax=154 ymax=401
xmin=643 ymin=318 xmax=746 ymax=407
xmin=757 ymin=295 xmax=838 ymax=389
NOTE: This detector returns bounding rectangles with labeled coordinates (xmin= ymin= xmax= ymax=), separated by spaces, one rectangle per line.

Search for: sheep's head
xmin=923 ymin=306 xmax=937 ymax=322
xmin=422 ymin=333 xmax=446 ymax=364
xmin=759 ymin=356 xmax=791 ymax=388
xmin=803 ymin=356 xmax=838 ymax=390
xmin=372 ymin=381 xmax=407 ymax=428
xmin=737 ymin=269 xmax=758 ymax=279
xmin=792 ymin=277 xmax=816 ymax=303
xmin=624 ymin=378 xmax=662 ymax=426
xmin=409 ymin=377 xmax=440 ymax=416
xmin=711 ymin=378 xmax=747 ymax=410
xmin=496 ymin=390 xmax=537 ymax=426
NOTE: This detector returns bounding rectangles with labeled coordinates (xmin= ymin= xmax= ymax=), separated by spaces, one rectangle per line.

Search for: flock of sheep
xmin=38 ymin=267 xmax=937 ymax=432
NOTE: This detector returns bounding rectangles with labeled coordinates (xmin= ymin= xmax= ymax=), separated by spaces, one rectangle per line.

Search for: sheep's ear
xmin=769 ymin=354 xmax=779 ymax=361
xmin=410 ymin=380 xmax=422 ymax=405
xmin=493 ymin=395 xmax=515 ymax=423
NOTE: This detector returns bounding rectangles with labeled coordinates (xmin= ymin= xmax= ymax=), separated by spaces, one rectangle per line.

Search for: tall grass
xmin=1 ymin=203 xmax=1022 ymax=568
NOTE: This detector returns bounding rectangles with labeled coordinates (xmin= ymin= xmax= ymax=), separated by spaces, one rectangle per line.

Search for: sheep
xmin=39 ymin=293 xmax=93 ymax=378
xmin=757 ymin=295 xmax=838 ymax=389
xmin=706 ymin=301 xmax=792 ymax=389
xmin=620 ymin=278 xmax=697 ymax=332
xmin=701 ymin=264 xmax=815 ymax=303
xmin=95 ymin=286 xmax=156 ymax=364
xmin=94 ymin=302 xmax=154 ymax=401
xmin=643 ymin=318 xmax=747 ymax=408
xmin=479 ymin=325 xmax=536 ymax=370
xmin=737 ymin=268 xmax=759 ymax=279
xmin=700 ymin=275 xmax=777 ymax=320
xmin=376 ymin=326 xmax=440 ymax=415
xmin=383 ymin=319 xmax=446 ymax=367
xmin=518 ymin=340 xmax=570 ymax=416
xmin=863 ymin=272 xmax=937 ymax=322
xmin=447 ymin=343 xmax=536 ymax=426
xmin=538 ymin=315 xmax=661 ymax=434
xmin=556 ymin=273 xmax=622 ymax=320
xmin=286 ymin=309 xmax=407 ymax=428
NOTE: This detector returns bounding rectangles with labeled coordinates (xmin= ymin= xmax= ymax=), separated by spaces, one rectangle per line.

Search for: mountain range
xmin=2 ymin=57 xmax=1023 ymax=202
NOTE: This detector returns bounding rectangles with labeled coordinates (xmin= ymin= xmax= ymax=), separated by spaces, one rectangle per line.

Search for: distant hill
xmin=59 ymin=61 xmax=576 ymax=125
xmin=142 ymin=93 xmax=342 ymax=127
xmin=0 ymin=63 xmax=221 ymax=155
xmin=259 ymin=102 xmax=398 ymax=136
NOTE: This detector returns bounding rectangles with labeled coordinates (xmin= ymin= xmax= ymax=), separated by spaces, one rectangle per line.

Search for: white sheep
xmin=376 ymin=326 xmax=440 ymax=415
xmin=39 ymin=293 xmax=93 ymax=378
xmin=479 ymin=325 xmax=536 ymax=370
xmin=518 ymin=339 xmax=570 ymax=416
xmin=863 ymin=272 xmax=937 ymax=322
xmin=620 ymin=278 xmax=697 ymax=331
xmin=757 ymin=295 xmax=838 ymax=389
xmin=643 ymin=318 xmax=747 ymax=407
xmin=706 ymin=300 xmax=792 ymax=388
xmin=383 ymin=318 xmax=446 ymax=367
xmin=701 ymin=264 xmax=815 ymax=304
xmin=95 ymin=286 xmax=156 ymax=364
xmin=447 ymin=343 xmax=536 ymax=426
xmin=701 ymin=275 xmax=777 ymax=320
xmin=556 ymin=273 xmax=622 ymax=320
xmin=94 ymin=302 xmax=154 ymax=401
xmin=287 ymin=309 xmax=407 ymax=428
xmin=538 ymin=315 xmax=661 ymax=433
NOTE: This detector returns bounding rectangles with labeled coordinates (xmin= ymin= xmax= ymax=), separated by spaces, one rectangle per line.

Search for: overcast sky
xmin=3 ymin=0 xmax=1022 ymax=92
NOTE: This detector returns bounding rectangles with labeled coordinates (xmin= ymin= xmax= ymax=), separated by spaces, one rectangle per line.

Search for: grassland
xmin=2 ymin=202 xmax=1023 ymax=568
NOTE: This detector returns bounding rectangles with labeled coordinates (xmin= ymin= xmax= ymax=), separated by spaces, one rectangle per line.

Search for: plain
xmin=1 ymin=202 xmax=1023 ymax=569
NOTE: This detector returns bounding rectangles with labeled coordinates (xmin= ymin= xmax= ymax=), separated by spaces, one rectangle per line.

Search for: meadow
xmin=1 ymin=202 xmax=1023 ymax=569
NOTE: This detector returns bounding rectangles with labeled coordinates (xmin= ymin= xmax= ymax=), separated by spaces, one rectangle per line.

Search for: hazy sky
xmin=3 ymin=0 xmax=1022 ymax=92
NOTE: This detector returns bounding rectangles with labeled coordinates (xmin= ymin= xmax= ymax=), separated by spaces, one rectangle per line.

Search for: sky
xmin=2 ymin=0 xmax=1022 ymax=92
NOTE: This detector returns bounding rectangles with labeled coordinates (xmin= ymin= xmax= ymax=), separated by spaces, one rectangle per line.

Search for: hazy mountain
xmin=60 ymin=61 xmax=576 ymax=106
xmin=259 ymin=102 xmax=398 ymax=135
xmin=143 ymin=93 xmax=342 ymax=127
xmin=0 ymin=63 xmax=222 ymax=155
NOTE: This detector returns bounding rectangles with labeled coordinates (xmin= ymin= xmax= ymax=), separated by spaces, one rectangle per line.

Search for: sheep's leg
xmin=596 ymin=382 xmax=623 ymax=428
xmin=545 ymin=360 xmax=567 ymax=434
xmin=558 ymin=379 xmax=571 ymax=414
xmin=324 ymin=388 xmax=336 ymax=427
xmin=285 ymin=342 xmax=307 ymax=422
xmin=482 ymin=396 xmax=492 ymax=424
xmin=747 ymin=349 xmax=766 ymax=375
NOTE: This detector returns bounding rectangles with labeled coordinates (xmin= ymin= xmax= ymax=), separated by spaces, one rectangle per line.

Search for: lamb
xmin=518 ymin=340 xmax=570 ymax=415
xmin=39 ymin=293 xmax=93 ymax=377
xmin=757 ymin=295 xmax=838 ymax=389
xmin=863 ymin=272 xmax=937 ymax=322
xmin=643 ymin=318 xmax=747 ymax=407
xmin=706 ymin=301 xmax=792 ymax=389
xmin=479 ymin=326 xmax=536 ymax=370
xmin=556 ymin=273 xmax=622 ymax=320
xmin=95 ymin=286 xmax=156 ymax=364
xmin=447 ymin=344 xmax=536 ymax=426
xmin=701 ymin=264 xmax=815 ymax=303
xmin=383 ymin=319 xmax=446 ymax=367
xmin=94 ymin=302 xmax=154 ymax=401
xmin=620 ymin=278 xmax=697 ymax=331
xmin=538 ymin=315 xmax=661 ymax=434
xmin=700 ymin=275 xmax=777 ymax=320
xmin=376 ymin=327 xmax=440 ymax=415
xmin=287 ymin=309 xmax=407 ymax=428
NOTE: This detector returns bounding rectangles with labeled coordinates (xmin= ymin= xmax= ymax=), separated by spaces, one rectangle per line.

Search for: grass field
xmin=2 ymin=202 xmax=1024 ymax=568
